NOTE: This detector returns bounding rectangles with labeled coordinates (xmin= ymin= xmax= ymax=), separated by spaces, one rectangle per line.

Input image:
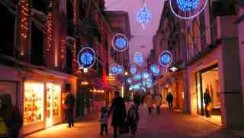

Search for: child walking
xmin=100 ymin=106 xmax=108 ymax=135
xmin=127 ymin=104 xmax=139 ymax=137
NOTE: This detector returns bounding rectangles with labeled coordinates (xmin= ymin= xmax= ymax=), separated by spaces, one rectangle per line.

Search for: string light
xmin=46 ymin=12 xmax=54 ymax=52
xmin=20 ymin=0 xmax=30 ymax=56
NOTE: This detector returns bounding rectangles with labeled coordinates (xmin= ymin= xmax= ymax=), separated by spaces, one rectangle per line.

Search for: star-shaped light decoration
xmin=136 ymin=5 xmax=152 ymax=29
xmin=77 ymin=47 xmax=96 ymax=69
xmin=170 ymin=0 xmax=208 ymax=19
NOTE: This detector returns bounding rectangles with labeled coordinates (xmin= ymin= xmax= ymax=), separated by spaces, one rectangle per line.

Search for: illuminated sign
xmin=77 ymin=47 xmax=96 ymax=69
xmin=159 ymin=50 xmax=173 ymax=67
xmin=112 ymin=33 xmax=128 ymax=52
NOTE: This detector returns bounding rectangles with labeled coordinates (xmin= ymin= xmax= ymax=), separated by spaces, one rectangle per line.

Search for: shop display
xmin=46 ymin=83 xmax=61 ymax=118
xmin=24 ymin=82 xmax=44 ymax=125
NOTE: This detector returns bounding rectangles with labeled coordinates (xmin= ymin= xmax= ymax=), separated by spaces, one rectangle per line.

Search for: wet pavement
xmin=24 ymin=104 xmax=244 ymax=138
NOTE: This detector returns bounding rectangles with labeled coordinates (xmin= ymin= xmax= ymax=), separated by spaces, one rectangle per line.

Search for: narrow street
xmin=25 ymin=104 xmax=244 ymax=138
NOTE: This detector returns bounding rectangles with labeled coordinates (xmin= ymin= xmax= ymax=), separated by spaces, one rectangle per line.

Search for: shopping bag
xmin=119 ymin=121 xmax=129 ymax=134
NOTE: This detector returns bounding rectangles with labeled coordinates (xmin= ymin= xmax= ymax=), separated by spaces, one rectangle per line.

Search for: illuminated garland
xmin=136 ymin=6 xmax=152 ymax=29
xmin=170 ymin=0 xmax=208 ymax=19
xmin=20 ymin=0 xmax=30 ymax=56
xmin=46 ymin=12 xmax=54 ymax=52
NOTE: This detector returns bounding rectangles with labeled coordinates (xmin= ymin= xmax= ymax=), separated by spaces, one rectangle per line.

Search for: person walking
xmin=144 ymin=92 xmax=153 ymax=114
xmin=204 ymin=88 xmax=211 ymax=117
xmin=154 ymin=94 xmax=162 ymax=114
xmin=127 ymin=104 xmax=139 ymax=137
xmin=64 ymin=90 xmax=75 ymax=128
xmin=100 ymin=106 xmax=108 ymax=135
xmin=0 ymin=93 xmax=23 ymax=138
xmin=166 ymin=92 xmax=173 ymax=109
xmin=108 ymin=91 xmax=126 ymax=138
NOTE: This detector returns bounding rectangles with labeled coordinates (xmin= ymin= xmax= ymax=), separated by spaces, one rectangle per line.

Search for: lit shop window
xmin=46 ymin=83 xmax=61 ymax=127
xmin=24 ymin=82 xmax=44 ymax=125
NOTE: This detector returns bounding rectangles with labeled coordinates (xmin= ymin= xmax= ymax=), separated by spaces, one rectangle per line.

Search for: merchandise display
xmin=24 ymin=82 xmax=44 ymax=125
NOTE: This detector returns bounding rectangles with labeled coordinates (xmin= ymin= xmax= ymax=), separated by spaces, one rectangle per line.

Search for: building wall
xmin=238 ymin=8 xmax=244 ymax=111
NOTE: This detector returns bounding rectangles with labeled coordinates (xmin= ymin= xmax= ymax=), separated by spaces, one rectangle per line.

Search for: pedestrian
xmin=64 ymin=90 xmax=75 ymax=128
xmin=144 ymin=92 xmax=153 ymax=114
xmin=100 ymin=106 xmax=108 ymax=135
xmin=0 ymin=93 xmax=23 ymax=138
xmin=166 ymin=92 xmax=173 ymax=109
xmin=154 ymin=94 xmax=162 ymax=114
xmin=133 ymin=92 xmax=141 ymax=108
xmin=127 ymin=104 xmax=139 ymax=137
xmin=204 ymin=88 xmax=211 ymax=117
xmin=107 ymin=91 xmax=126 ymax=138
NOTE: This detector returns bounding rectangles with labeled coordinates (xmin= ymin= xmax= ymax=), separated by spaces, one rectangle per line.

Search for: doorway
xmin=196 ymin=64 xmax=221 ymax=124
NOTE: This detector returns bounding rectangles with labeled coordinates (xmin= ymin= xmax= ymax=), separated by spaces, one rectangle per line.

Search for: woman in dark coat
xmin=108 ymin=91 xmax=126 ymax=138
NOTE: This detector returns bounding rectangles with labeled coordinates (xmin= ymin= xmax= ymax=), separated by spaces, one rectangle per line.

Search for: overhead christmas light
xmin=136 ymin=4 xmax=152 ymax=29
xmin=112 ymin=33 xmax=129 ymax=52
xmin=77 ymin=47 xmax=96 ymax=69
xmin=159 ymin=50 xmax=173 ymax=67
xmin=169 ymin=0 xmax=208 ymax=19
xmin=134 ymin=52 xmax=144 ymax=65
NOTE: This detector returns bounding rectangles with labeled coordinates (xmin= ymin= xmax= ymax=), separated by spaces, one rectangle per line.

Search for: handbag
xmin=119 ymin=121 xmax=129 ymax=134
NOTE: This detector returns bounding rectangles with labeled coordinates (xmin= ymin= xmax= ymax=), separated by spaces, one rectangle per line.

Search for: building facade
xmin=0 ymin=0 xmax=116 ymax=135
xmin=154 ymin=0 xmax=244 ymax=129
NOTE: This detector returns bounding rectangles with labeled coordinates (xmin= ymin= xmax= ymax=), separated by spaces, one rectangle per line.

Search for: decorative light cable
xmin=169 ymin=0 xmax=208 ymax=19
xmin=19 ymin=0 xmax=30 ymax=56
xmin=46 ymin=12 xmax=54 ymax=52
xmin=136 ymin=0 xmax=152 ymax=29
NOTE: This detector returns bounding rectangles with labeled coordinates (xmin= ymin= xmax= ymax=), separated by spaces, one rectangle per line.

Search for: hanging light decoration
xmin=150 ymin=64 xmax=160 ymax=76
xmin=112 ymin=33 xmax=129 ymax=52
xmin=130 ymin=65 xmax=137 ymax=75
xmin=19 ymin=0 xmax=30 ymax=56
xmin=169 ymin=0 xmax=208 ymax=19
xmin=159 ymin=50 xmax=173 ymax=67
xmin=109 ymin=63 xmax=124 ymax=75
xmin=136 ymin=0 xmax=152 ymax=29
xmin=133 ymin=52 xmax=144 ymax=65
xmin=77 ymin=47 xmax=96 ymax=69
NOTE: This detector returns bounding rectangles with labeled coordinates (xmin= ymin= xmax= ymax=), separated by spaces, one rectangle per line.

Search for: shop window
xmin=24 ymin=82 xmax=44 ymax=125
xmin=46 ymin=83 xmax=61 ymax=127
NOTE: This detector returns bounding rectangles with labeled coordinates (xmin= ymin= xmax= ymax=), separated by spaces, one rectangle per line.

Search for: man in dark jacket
xmin=166 ymin=92 xmax=173 ymax=109
xmin=108 ymin=91 xmax=126 ymax=138
xmin=64 ymin=90 xmax=75 ymax=128
xmin=0 ymin=93 xmax=23 ymax=138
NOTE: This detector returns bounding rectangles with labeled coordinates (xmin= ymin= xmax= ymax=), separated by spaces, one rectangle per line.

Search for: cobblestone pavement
xmin=25 ymin=104 xmax=244 ymax=138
